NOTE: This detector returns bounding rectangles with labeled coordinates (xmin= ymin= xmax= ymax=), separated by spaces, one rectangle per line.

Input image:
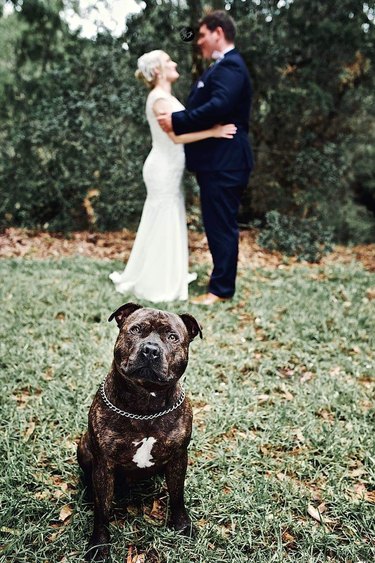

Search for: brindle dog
xmin=77 ymin=303 xmax=202 ymax=561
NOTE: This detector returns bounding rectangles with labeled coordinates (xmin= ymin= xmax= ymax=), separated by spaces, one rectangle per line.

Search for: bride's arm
xmin=153 ymin=99 xmax=237 ymax=144
xmin=168 ymin=123 xmax=237 ymax=144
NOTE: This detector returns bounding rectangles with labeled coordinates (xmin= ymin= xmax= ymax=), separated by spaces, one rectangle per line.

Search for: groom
xmin=158 ymin=10 xmax=253 ymax=305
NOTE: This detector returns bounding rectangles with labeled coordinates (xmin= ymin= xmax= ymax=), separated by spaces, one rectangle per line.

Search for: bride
xmin=109 ymin=50 xmax=236 ymax=302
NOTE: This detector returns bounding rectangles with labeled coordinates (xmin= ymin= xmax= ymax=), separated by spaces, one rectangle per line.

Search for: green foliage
xmin=0 ymin=256 xmax=374 ymax=561
xmin=0 ymin=0 xmax=374 ymax=241
xmin=1 ymin=20 xmax=149 ymax=229
xmin=236 ymin=0 xmax=375 ymax=242
xmin=257 ymin=210 xmax=333 ymax=262
xmin=0 ymin=1 xmax=200 ymax=231
xmin=0 ymin=12 xmax=21 ymax=99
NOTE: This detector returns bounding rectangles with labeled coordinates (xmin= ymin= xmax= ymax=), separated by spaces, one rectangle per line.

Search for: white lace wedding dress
xmin=109 ymin=87 xmax=196 ymax=302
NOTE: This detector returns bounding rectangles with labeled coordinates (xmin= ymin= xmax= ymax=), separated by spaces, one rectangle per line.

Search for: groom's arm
xmin=172 ymin=60 xmax=245 ymax=135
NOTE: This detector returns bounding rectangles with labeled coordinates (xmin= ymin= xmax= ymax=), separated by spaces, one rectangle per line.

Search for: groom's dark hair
xmin=199 ymin=10 xmax=236 ymax=42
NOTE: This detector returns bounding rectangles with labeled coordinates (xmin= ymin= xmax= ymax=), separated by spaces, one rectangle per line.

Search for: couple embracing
xmin=110 ymin=10 xmax=253 ymax=305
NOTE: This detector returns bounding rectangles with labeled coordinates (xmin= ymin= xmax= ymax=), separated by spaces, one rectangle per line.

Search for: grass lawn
xmin=0 ymin=257 xmax=374 ymax=562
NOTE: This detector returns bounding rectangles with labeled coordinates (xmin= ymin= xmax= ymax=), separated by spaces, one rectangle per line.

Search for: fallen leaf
xmin=143 ymin=499 xmax=165 ymax=526
xmin=42 ymin=368 xmax=54 ymax=381
xmin=282 ymin=529 xmax=296 ymax=546
xmin=148 ymin=498 xmax=165 ymax=521
xmin=192 ymin=403 xmax=211 ymax=426
xmin=220 ymin=525 xmax=231 ymax=539
xmin=13 ymin=392 xmax=31 ymax=408
xmin=317 ymin=409 xmax=334 ymax=422
xmin=357 ymin=376 xmax=374 ymax=389
xmin=307 ymin=503 xmax=332 ymax=525
xmin=280 ymin=367 xmax=295 ymax=379
xmin=48 ymin=527 xmax=64 ymax=543
xmin=208 ymin=542 xmax=216 ymax=550
xmin=351 ymin=483 xmax=375 ymax=504
xmin=13 ymin=387 xmax=42 ymax=408
xmin=126 ymin=505 xmax=140 ymax=517
xmin=35 ymin=490 xmax=49 ymax=500
xmin=55 ymin=312 xmax=65 ymax=321
xmin=59 ymin=556 xmax=80 ymax=563
xmin=293 ymin=429 xmax=305 ymax=443
xmin=23 ymin=420 xmax=36 ymax=442
xmin=365 ymin=490 xmax=375 ymax=504
xmin=256 ymin=394 xmax=270 ymax=403
xmin=352 ymin=483 xmax=367 ymax=498
xmin=282 ymin=388 xmax=294 ymax=401
xmin=349 ymin=467 xmax=366 ymax=478
xmin=290 ymin=447 xmax=305 ymax=456
xmin=222 ymin=427 xmax=246 ymax=441
xmin=52 ymin=476 xmax=69 ymax=491
xmin=300 ymin=371 xmax=314 ymax=383
xmin=59 ymin=504 xmax=73 ymax=522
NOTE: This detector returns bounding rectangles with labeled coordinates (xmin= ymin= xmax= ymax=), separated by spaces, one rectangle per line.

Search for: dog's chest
xmin=97 ymin=417 xmax=191 ymax=470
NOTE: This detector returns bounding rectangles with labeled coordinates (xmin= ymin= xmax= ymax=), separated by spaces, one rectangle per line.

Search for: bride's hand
xmin=213 ymin=124 xmax=237 ymax=138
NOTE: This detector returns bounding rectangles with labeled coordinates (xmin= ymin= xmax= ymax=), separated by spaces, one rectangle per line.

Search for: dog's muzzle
xmin=123 ymin=341 xmax=166 ymax=382
xmin=140 ymin=342 xmax=161 ymax=362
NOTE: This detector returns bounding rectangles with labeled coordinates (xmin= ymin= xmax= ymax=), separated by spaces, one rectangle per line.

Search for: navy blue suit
xmin=172 ymin=48 xmax=253 ymax=298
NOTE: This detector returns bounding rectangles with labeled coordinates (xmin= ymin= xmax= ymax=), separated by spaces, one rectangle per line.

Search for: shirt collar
xmin=212 ymin=45 xmax=235 ymax=61
xmin=222 ymin=45 xmax=235 ymax=56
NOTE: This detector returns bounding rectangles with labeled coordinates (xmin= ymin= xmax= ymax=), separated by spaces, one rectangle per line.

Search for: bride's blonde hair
xmin=135 ymin=50 xmax=166 ymax=88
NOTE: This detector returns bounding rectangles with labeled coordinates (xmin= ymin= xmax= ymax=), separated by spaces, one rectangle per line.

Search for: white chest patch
xmin=132 ymin=437 xmax=157 ymax=468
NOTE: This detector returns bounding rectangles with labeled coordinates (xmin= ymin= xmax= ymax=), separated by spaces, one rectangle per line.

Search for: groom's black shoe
xmin=191 ymin=292 xmax=231 ymax=305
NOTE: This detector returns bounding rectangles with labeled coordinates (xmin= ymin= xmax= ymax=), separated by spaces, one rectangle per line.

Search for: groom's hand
xmin=157 ymin=112 xmax=173 ymax=133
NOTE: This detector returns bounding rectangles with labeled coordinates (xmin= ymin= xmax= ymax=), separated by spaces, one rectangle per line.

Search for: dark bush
xmin=0 ymin=1 xmax=374 ymax=242
xmin=257 ymin=210 xmax=334 ymax=262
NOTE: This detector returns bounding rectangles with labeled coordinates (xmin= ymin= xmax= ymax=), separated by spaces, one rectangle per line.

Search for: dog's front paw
xmin=171 ymin=514 xmax=196 ymax=538
xmin=85 ymin=540 xmax=111 ymax=562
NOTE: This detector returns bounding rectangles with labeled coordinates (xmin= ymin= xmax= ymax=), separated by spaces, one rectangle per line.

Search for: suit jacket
xmin=172 ymin=48 xmax=253 ymax=172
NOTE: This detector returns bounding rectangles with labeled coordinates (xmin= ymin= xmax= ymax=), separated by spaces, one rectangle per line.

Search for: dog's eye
xmin=130 ymin=325 xmax=141 ymax=334
xmin=168 ymin=333 xmax=179 ymax=342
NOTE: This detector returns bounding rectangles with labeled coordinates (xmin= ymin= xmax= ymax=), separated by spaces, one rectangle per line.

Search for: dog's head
xmin=108 ymin=303 xmax=202 ymax=387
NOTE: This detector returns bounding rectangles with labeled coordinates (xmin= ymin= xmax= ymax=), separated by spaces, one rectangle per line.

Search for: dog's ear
xmin=179 ymin=313 xmax=203 ymax=341
xmin=108 ymin=303 xmax=143 ymax=328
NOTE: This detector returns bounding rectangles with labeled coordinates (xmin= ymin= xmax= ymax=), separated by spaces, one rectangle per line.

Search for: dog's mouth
xmin=122 ymin=363 xmax=169 ymax=383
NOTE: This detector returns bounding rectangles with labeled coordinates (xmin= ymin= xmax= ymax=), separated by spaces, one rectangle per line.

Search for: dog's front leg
xmin=85 ymin=459 xmax=114 ymax=562
xmin=165 ymin=447 xmax=193 ymax=535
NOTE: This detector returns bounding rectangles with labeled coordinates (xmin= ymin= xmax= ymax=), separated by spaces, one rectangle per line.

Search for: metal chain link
xmin=99 ymin=378 xmax=185 ymax=420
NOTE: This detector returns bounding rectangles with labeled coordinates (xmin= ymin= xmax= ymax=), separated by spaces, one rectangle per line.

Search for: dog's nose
xmin=141 ymin=343 xmax=161 ymax=361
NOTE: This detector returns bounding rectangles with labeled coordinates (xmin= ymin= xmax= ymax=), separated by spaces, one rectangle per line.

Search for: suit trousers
xmin=196 ymin=169 xmax=250 ymax=298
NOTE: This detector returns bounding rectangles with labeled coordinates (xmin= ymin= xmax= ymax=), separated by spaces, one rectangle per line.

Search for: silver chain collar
xmin=99 ymin=378 xmax=186 ymax=420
